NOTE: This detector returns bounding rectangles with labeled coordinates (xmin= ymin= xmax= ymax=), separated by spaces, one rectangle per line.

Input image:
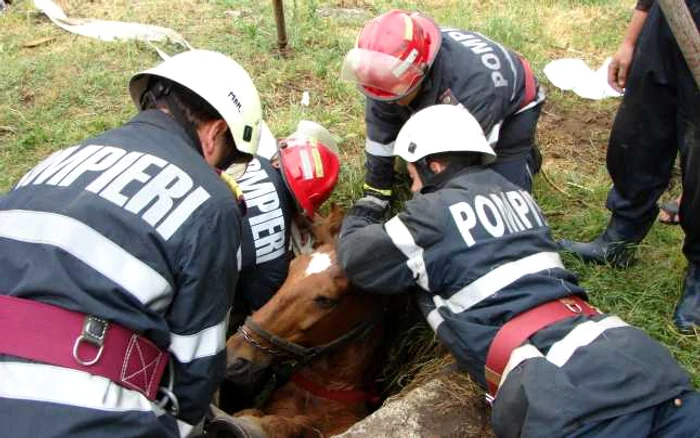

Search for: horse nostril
xmin=226 ymin=357 xmax=252 ymax=378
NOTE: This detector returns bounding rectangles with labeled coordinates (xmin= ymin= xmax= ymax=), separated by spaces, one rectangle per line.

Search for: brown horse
xmin=217 ymin=208 xmax=385 ymax=438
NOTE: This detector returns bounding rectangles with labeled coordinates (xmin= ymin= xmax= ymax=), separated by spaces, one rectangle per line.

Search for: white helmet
xmin=129 ymin=50 xmax=263 ymax=156
xmin=394 ymin=104 xmax=496 ymax=164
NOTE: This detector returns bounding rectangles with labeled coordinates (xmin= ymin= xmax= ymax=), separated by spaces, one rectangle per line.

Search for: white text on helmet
xmin=16 ymin=145 xmax=211 ymax=241
xmin=237 ymin=158 xmax=287 ymax=264
xmin=449 ymin=190 xmax=545 ymax=247
xmin=443 ymin=29 xmax=509 ymax=89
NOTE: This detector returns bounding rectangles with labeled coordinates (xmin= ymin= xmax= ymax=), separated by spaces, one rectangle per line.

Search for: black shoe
xmin=674 ymin=263 xmax=700 ymax=334
xmin=558 ymin=215 xmax=652 ymax=268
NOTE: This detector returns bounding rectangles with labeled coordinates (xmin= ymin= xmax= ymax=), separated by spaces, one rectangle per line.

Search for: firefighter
xmin=559 ymin=0 xmax=700 ymax=333
xmin=338 ymin=105 xmax=700 ymax=437
xmin=0 ymin=50 xmax=262 ymax=437
xmin=340 ymin=9 xmax=544 ymax=211
xmin=229 ymin=120 xmax=340 ymax=314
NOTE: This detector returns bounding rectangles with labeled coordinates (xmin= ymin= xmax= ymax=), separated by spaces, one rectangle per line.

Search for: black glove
xmin=347 ymin=195 xmax=389 ymax=223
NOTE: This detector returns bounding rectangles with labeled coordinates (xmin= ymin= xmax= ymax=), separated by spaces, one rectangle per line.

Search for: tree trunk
xmin=271 ymin=0 xmax=288 ymax=52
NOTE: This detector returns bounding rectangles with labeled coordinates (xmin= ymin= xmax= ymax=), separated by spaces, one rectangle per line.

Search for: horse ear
xmin=327 ymin=203 xmax=344 ymax=238
xmin=310 ymin=204 xmax=345 ymax=245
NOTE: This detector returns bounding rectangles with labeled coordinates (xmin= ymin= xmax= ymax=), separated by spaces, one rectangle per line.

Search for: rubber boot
xmin=674 ymin=263 xmax=700 ymax=334
xmin=559 ymin=215 xmax=653 ymax=268
xmin=203 ymin=405 xmax=268 ymax=438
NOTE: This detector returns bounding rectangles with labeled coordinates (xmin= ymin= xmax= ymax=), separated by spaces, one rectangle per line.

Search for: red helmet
xmin=278 ymin=134 xmax=340 ymax=219
xmin=341 ymin=10 xmax=442 ymax=101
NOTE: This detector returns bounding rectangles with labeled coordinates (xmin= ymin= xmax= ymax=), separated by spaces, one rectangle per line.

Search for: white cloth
xmin=543 ymin=58 xmax=622 ymax=100
xmin=33 ymin=0 xmax=192 ymax=50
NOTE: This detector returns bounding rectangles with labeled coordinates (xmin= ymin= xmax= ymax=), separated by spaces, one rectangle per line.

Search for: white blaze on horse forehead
xmin=305 ymin=251 xmax=333 ymax=277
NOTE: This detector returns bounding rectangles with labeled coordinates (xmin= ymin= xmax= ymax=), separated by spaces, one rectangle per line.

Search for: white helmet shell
xmin=129 ymin=50 xmax=263 ymax=156
xmin=394 ymin=104 xmax=496 ymax=164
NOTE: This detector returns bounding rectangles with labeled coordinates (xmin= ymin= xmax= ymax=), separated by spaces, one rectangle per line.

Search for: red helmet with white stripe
xmin=279 ymin=126 xmax=340 ymax=219
xmin=341 ymin=10 xmax=442 ymax=101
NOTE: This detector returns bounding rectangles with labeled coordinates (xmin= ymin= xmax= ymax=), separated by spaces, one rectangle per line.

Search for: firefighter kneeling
xmin=338 ymin=105 xmax=700 ymax=437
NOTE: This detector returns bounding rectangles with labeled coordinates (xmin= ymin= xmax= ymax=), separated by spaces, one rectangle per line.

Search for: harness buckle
xmin=560 ymin=298 xmax=583 ymax=314
xmin=72 ymin=315 xmax=109 ymax=366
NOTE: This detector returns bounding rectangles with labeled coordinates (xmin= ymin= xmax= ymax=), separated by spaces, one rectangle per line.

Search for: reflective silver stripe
xmin=426 ymin=252 xmax=562 ymax=331
xmin=169 ymin=316 xmax=229 ymax=363
xmin=546 ymin=316 xmax=629 ymax=367
xmin=497 ymin=316 xmax=630 ymax=393
xmin=499 ymin=343 xmax=543 ymax=389
xmin=365 ymin=139 xmax=395 ymax=157
xmin=177 ymin=420 xmax=196 ymax=438
xmin=0 ymin=361 xmax=162 ymax=413
xmin=486 ymin=121 xmax=503 ymax=146
xmin=427 ymin=296 xmax=447 ymax=330
xmin=446 ymin=252 xmax=563 ymax=313
xmin=384 ymin=216 xmax=430 ymax=291
xmin=0 ymin=210 xmax=173 ymax=311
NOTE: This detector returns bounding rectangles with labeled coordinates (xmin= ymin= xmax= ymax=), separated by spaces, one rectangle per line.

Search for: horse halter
xmin=237 ymin=314 xmax=379 ymax=366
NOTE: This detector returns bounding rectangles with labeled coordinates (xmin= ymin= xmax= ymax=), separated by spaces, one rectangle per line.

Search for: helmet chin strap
xmin=414 ymin=157 xmax=467 ymax=193
xmin=140 ymin=81 xmax=203 ymax=156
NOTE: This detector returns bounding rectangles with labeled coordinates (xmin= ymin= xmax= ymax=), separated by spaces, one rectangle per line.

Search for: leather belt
xmin=517 ymin=56 xmax=538 ymax=110
xmin=484 ymin=295 xmax=601 ymax=400
xmin=0 ymin=294 xmax=169 ymax=401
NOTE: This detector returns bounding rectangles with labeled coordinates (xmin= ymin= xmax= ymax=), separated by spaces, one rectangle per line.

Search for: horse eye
xmin=313 ymin=295 xmax=339 ymax=309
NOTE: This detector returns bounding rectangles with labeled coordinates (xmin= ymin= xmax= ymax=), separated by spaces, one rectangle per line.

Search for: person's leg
xmin=567 ymin=407 xmax=655 ymax=438
xmin=650 ymin=391 xmax=700 ymax=438
xmin=672 ymin=0 xmax=700 ymax=332
xmin=658 ymin=196 xmax=682 ymax=225
xmin=489 ymin=105 xmax=542 ymax=193
xmin=568 ymin=392 xmax=700 ymax=438
xmin=560 ymin=4 xmax=679 ymax=267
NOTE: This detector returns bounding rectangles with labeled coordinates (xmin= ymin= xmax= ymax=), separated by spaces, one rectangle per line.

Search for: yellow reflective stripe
xmin=312 ymin=148 xmax=324 ymax=178
xmin=403 ymin=15 xmax=413 ymax=40
xmin=363 ymin=183 xmax=392 ymax=197
xmin=220 ymin=172 xmax=244 ymax=200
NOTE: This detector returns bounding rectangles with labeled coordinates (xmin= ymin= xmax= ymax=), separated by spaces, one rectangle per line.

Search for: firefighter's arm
xmin=166 ymin=198 xmax=240 ymax=425
xmin=608 ymin=6 xmax=650 ymax=92
xmin=364 ymin=101 xmax=404 ymax=199
xmin=338 ymin=196 xmax=440 ymax=294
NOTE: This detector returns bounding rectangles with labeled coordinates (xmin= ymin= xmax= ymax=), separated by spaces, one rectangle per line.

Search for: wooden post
xmin=271 ymin=0 xmax=288 ymax=52
xmin=657 ymin=0 xmax=700 ymax=87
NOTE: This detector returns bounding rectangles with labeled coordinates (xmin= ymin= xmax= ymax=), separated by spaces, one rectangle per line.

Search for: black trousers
xmin=605 ymin=0 xmax=700 ymax=262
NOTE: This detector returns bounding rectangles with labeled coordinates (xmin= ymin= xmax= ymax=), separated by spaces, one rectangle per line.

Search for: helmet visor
xmin=341 ymin=48 xmax=425 ymax=101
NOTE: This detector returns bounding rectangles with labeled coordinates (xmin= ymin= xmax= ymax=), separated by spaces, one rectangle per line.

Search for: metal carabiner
xmin=156 ymin=358 xmax=180 ymax=416
xmin=72 ymin=315 xmax=109 ymax=367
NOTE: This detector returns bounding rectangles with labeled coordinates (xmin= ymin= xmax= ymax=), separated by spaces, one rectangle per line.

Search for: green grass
xmin=1 ymin=0 xmax=697 ymax=388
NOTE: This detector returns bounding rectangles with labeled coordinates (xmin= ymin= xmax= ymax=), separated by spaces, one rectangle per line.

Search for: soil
xmin=537 ymin=96 xmax=617 ymax=174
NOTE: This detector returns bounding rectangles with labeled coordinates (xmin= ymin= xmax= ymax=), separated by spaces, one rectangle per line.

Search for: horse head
xmin=226 ymin=206 xmax=376 ymax=385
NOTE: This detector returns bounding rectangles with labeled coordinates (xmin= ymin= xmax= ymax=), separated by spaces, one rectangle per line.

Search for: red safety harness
xmin=517 ymin=56 xmax=538 ymax=111
xmin=0 ymin=295 xmax=169 ymax=401
xmin=484 ymin=295 xmax=601 ymax=400
xmin=291 ymin=371 xmax=381 ymax=406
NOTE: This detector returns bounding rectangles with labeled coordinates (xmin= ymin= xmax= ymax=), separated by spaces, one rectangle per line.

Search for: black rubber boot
xmin=674 ymin=263 xmax=700 ymax=334
xmin=558 ymin=215 xmax=653 ymax=268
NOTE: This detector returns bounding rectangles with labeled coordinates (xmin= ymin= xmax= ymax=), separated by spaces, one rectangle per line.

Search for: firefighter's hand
xmin=608 ymin=41 xmax=635 ymax=93
xmin=347 ymin=195 xmax=388 ymax=223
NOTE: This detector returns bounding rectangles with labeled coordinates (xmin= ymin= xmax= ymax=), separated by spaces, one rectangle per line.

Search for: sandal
xmin=658 ymin=200 xmax=681 ymax=225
